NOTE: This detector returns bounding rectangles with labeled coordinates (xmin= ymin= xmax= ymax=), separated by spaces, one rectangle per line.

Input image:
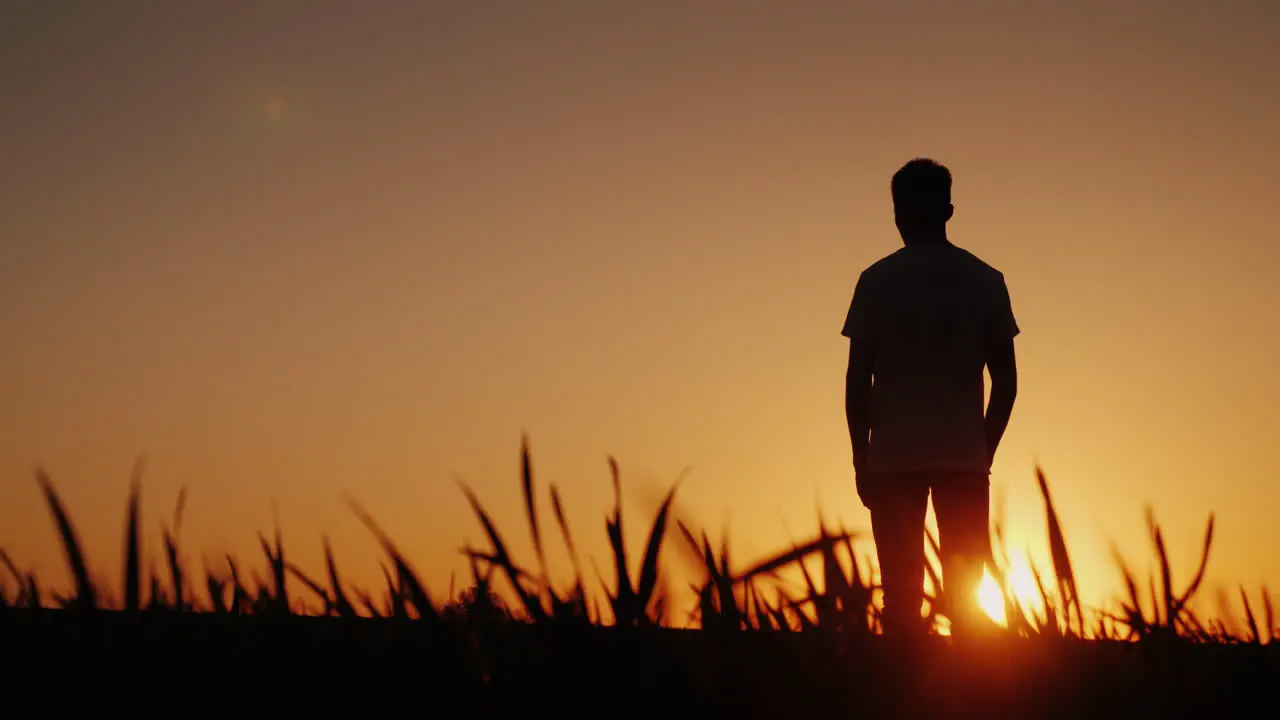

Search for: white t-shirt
xmin=842 ymin=242 xmax=1019 ymax=474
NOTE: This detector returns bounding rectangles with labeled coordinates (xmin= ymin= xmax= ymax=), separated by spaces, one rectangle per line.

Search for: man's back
xmin=842 ymin=242 xmax=1018 ymax=474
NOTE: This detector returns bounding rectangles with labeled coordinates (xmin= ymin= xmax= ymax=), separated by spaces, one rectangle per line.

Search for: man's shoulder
xmin=860 ymin=245 xmax=1007 ymax=282
xmin=858 ymin=248 xmax=911 ymax=282
xmin=951 ymin=246 xmax=1007 ymax=284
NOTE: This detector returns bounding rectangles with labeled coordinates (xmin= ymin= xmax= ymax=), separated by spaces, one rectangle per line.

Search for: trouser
xmin=865 ymin=470 xmax=991 ymax=636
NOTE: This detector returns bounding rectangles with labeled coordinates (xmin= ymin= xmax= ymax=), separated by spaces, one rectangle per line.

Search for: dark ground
xmin=2 ymin=609 xmax=1275 ymax=717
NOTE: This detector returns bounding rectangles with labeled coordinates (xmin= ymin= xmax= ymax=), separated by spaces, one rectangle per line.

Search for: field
xmin=2 ymin=440 xmax=1277 ymax=716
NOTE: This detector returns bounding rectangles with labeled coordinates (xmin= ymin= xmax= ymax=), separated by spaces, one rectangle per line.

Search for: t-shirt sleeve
xmin=991 ymin=273 xmax=1020 ymax=341
xmin=841 ymin=271 xmax=875 ymax=341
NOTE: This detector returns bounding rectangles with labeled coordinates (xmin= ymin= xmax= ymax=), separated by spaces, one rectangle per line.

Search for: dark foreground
xmin=3 ymin=610 xmax=1275 ymax=718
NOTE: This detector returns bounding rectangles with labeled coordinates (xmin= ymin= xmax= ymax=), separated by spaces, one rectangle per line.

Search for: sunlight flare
xmin=978 ymin=570 xmax=1006 ymax=625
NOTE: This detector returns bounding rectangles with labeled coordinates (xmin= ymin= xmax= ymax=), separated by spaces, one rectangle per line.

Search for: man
xmin=842 ymin=158 xmax=1019 ymax=638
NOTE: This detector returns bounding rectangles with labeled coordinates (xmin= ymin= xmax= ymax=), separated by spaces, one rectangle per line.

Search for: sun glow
xmin=978 ymin=571 xmax=1007 ymax=624
xmin=978 ymin=559 xmax=1043 ymax=625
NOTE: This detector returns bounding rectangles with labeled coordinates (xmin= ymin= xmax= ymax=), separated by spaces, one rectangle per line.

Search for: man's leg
xmin=931 ymin=471 xmax=993 ymax=635
xmin=868 ymin=472 xmax=931 ymax=637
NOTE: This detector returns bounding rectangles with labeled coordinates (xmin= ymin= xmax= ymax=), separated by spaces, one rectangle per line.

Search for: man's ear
xmin=944 ymin=204 xmax=955 ymax=222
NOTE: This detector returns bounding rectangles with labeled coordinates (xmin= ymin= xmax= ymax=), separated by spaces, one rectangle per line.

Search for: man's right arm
xmin=842 ymin=271 xmax=875 ymax=472
xmin=846 ymin=340 xmax=874 ymax=473
xmin=984 ymin=275 xmax=1020 ymax=467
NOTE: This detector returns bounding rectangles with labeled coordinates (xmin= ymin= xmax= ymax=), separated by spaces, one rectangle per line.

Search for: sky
xmin=1 ymin=1 xmax=1278 ymax=622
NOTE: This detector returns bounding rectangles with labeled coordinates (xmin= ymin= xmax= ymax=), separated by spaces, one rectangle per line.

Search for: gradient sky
xmin=2 ymin=1 xmax=1277 ymax=620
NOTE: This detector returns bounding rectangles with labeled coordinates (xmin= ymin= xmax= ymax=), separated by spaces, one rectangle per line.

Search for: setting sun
xmin=979 ymin=560 xmax=1044 ymax=626
xmin=978 ymin=571 xmax=1007 ymax=625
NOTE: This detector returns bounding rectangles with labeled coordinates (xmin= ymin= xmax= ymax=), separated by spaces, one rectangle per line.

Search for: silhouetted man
xmin=842 ymin=158 xmax=1019 ymax=638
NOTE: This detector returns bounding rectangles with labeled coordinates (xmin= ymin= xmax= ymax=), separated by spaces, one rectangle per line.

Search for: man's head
xmin=891 ymin=158 xmax=953 ymax=240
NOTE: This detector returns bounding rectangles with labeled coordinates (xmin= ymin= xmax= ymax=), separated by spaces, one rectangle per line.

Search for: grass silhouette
xmin=1 ymin=437 xmax=1276 ymax=715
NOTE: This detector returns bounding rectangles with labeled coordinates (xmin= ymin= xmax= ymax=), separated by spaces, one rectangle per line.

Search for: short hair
xmin=891 ymin=158 xmax=952 ymax=218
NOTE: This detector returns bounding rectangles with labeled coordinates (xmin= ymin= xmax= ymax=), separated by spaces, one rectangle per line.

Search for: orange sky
xmin=2 ymin=1 xmax=1277 ymax=621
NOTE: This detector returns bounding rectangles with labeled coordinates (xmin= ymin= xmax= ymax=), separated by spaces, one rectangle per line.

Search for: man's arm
xmin=846 ymin=340 xmax=874 ymax=472
xmin=984 ymin=275 xmax=1020 ymax=467
xmin=984 ymin=336 xmax=1017 ymax=467
xmin=842 ymin=272 xmax=875 ymax=472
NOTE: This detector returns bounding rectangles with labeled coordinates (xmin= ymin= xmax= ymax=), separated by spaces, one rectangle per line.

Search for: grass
xmin=1 ymin=436 xmax=1277 ymax=715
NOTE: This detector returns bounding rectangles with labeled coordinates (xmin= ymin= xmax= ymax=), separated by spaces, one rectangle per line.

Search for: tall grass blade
xmin=163 ymin=526 xmax=183 ymax=610
xmin=345 ymin=496 xmax=439 ymax=621
xmin=1241 ymin=587 xmax=1259 ymax=643
xmin=173 ymin=486 xmax=187 ymax=533
xmin=35 ymin=469 xmax=95 ymax=610
xmin=715 ymin=530 xmax=740 ymax=628
xmin=148 ymin=566 xmax=164 ymax=610
xmin=604 ymin=456 xmax=638 ymax=622
xmin=633 ymin=481 xmax=678 ymax=623
xmin=24 ymin=574 xmax=40 ymax=609
xmin=734 ymin=530 xmax=858 ymax=583
xmin=1036 ymin=467 xmax=1080 ymax=634
xmin=286 ymin=561 xmax=331 ymax=611
xmin=381 ymin=562 xmax=403 ymax=618
xmin=1171 ymin=513 xmax=1215 ymax=621
xmin=519 ymin=436 xmax=551 ymax=590
xmin=257 ymin=531 xmax=287 ymax=613
xmin=226 ymin=554 xmax=246 ymax=614
xmin=550 ymin=483 xmax=588 ymax=607
xmin=0 ymin=550 xmax=22 ymax=591
xmin=1148 ymin=508 xmax=1175 ymax=631
xmin=124 ymin=459 xmax=144 ymax=612
xmin=323 ymin=536 xmax=357 ymax=617
xmin=455 ymin=483 xmax=543 ymax=620
xmin=354 ymin=588 xmax=381 ymax=617
xmin=206 ymin=569 xmax=228 ymax=613
xmin=1263 ymin=586 xmax=1274 ymax=645
xmin=1111 ymin=544 xmax=1147 ymax=638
